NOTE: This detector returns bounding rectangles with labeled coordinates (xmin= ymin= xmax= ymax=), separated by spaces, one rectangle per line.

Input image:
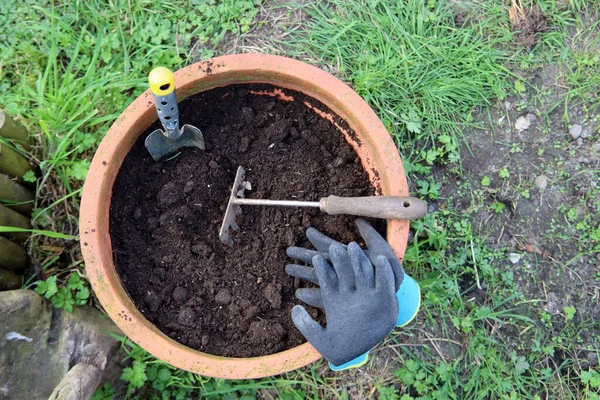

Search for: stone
xmin=581 ymin=125 xmax=594 ymax=139
xmin=569 ymin=124 xmax=583 ymax=139
xmin=509 ymin=253 xmax=522 ymax=264
xmin=514 ymin=116 xmax=531 ymax=132
xmin=534 ymin=175 xmax=548 ymax=191
xmin=0 ymin=290 xmax=123 ymax=400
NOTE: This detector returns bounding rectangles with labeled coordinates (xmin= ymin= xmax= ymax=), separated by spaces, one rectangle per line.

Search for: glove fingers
xmin=374 ymin=255 xmax=395 ymax=294
xmin=355 ymin=218 xmax=385 ymax=245
xmin=375 ymin=256 xmax=400 ymax=327
xmin=291 ymin=305 xmax=325 ymax=347
xmin=356 ymin=218 xmax=394 ymax=260
xmin=329 ymin=243 xmax=355 ymax=293
xmin=296 ymin=288 xmax=325 ymax=308
xmin=313 ymin=254 xmax=338 ymax=295
xmin=356 ymin=218 xmax=405 ymax=292
xmin=307 ymin=227 xmax=344 ymax=253
xmin=286 ymin=247 xmax=329 ymax=264
xmin=348 ymin=242 xmax=375 ymax=290
xmin=285 ymin=264 xmax=319 ymax=285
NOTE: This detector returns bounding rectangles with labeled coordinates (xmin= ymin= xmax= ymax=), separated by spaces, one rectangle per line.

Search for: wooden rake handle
xmin=319 ymin=196 xmax=427 ymax=220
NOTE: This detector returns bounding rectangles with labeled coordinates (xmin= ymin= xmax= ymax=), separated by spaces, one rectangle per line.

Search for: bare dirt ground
xmin=459 ymin=61 xmax=600 ymax=356
xmin=461 ymin=64 xmax=599 ymax=314
xmin=190 ymin=1 xmax=308 ymax=61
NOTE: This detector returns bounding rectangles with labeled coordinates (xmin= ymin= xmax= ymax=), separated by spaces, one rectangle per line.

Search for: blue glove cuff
xmin=329 ymin=351 xmax=369 ymax=371
xmin=396 ymin=274 xmax=421 ymax=327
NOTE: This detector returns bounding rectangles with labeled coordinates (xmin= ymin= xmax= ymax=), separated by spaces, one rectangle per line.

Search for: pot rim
xmin=80 ymin=54 xmax=410 ymax=379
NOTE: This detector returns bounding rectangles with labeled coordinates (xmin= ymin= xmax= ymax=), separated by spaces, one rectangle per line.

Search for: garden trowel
xmin=218 ymin=166 xmax=428 ymax=246
xmin=144 ymin=67 xmax=205 ymax=161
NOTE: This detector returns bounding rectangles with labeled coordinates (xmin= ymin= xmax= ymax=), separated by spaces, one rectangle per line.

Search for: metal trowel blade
xmin=218 ymin=166 xmax=247 ymax=246
xmin=144 ymin=124 xmax=205 ymax=162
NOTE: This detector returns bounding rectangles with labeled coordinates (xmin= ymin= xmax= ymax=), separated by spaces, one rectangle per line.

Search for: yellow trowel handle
xmin=148 ymin=67 xmax=180 ymax=139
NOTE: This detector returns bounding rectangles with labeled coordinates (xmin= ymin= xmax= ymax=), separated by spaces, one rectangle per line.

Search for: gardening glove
xmin=286 ymin=218 xmax=421 ymax=327
xmin=291 ymin=242 xmax=398 ymax=370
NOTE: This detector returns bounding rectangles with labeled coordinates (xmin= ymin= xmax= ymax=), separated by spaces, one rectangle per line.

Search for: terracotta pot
xmin=80 ymin=54 xmax=410 ymax=379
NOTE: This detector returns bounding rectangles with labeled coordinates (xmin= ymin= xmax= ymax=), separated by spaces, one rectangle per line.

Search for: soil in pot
xmin=109 ymin=83 xmax=383 ymax=358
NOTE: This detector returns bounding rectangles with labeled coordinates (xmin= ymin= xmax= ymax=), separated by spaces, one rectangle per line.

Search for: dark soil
xmin=109 ymin=83 xmax=380 ymax=357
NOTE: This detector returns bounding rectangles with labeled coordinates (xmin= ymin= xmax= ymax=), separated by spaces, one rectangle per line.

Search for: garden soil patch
xmin=109 ymin=83 xmax=381 ymax=357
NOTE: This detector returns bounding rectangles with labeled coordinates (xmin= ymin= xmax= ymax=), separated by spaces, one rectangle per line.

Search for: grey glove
xmin=291 ymin=242 xmax=398 ymax=367
xmin=286 ymin=218 xmax=405 ymax=308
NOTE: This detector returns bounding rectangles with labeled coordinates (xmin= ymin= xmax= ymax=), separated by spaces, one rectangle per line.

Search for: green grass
xmin=2 ymin=0 xmax=600 ymax=399
xmin=283 ymin=0 xmax=511 ymax=170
